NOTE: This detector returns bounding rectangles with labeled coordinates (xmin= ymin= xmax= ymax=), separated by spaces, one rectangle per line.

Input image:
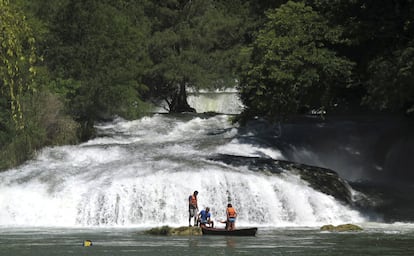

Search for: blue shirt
xmin=199 ymin=210 xmax=211 ymax=223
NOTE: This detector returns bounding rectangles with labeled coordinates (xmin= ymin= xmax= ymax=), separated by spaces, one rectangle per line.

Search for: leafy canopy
xmin=365 ymin=40 xmax=414 ymax=114
xmin=144 ymin=0 xmax=248 ymax=111
xmin=48 ymin=0 xmax=151 ymax=122
xmin=0 ymin=0 xmax=37 ymax=129
xmin=239 ymin=1 xmax=354 ymax=120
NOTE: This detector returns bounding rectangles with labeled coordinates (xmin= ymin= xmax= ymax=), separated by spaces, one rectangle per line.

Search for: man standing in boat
xmin=226 ymin=203 xmax=237 ymax=230
xmin=198 ymin=207 xmax=214 ymax=228
xmin=188 ymin=191 xmax=199 ymax=226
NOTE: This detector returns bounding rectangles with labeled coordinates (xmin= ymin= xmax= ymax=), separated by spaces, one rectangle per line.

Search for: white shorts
xmin=189 ymin=208 xmax=197 ymax=217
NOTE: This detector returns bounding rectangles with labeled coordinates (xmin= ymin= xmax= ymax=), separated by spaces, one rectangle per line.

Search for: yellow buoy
xmin=83 ymin=240 xmax=93 ymax=247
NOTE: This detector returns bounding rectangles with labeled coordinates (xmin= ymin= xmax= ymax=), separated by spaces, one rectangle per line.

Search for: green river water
xmin=1 ymin=225 xmax=413 ymax=256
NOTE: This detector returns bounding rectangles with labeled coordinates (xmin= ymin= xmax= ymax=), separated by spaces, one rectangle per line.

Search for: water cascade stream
xmin=0 ymin=91 xmax=366 ymax=228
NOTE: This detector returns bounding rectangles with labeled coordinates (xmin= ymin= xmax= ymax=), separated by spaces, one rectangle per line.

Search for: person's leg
xmin=229 ymin=219 xmax=235 ymax=230
xmin=193 ymin=214 xmax=198 ymax=226
xmin=189 ymin=209 xmax=194 ymax=226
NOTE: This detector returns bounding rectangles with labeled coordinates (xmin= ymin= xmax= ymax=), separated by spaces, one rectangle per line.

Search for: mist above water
xmin=272 ymin=116 xmax=414 ymax=184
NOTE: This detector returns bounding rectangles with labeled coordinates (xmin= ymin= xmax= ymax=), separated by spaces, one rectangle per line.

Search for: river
xmin=1 ymin=224 xmax=414 ymax=256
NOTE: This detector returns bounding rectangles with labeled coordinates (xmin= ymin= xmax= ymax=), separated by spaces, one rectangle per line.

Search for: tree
xmin=0 ymin=0 xmax=37 ymax=129
xmin=364 ymin=40 xmax=414 ymax=114
xmin=144 ymin=0 xmax=248 ymax=112
xmin=238 ymin=1 xmax=354 ymax=121
xmin=1 ymin=1 xmax=78 ymax=170
xmin=46 ymin=0 xmax=151 ymax=139
xmin=305 ymin=0 xmax=414 ymax=114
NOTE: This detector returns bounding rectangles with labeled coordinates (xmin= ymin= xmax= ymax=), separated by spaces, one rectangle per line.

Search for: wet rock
xmin=320 ymin=224 xmax=363 ymax=232
xmin=208 ymin=154 xmax=353 ymax=204
xmin=145 ymin=226 xmax=202 ymax=236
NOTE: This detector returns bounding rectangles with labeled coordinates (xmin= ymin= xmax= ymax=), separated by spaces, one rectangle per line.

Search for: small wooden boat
xmin=201 ymin=226 xmax=258 ymax=236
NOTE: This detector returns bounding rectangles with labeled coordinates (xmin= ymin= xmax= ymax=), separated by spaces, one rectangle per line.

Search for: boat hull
xmin=201 ymin=227 xmax=257 ymax=236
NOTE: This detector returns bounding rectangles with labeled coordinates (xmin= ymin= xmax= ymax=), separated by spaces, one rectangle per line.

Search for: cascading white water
xmin=0 ymin=114 xmax=365 ymax=227
xmin=154 ymin=88 xmax=243 ymax=114
xmin=187 ymin=89 xmax=243 ymax=114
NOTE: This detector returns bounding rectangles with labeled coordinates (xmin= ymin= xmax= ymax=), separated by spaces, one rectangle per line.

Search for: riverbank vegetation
xmin=1 ymin=0 xmax=413 ymax=170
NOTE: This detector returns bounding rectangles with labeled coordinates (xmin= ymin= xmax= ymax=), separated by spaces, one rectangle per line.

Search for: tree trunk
xmin=169 ymin=83 xmax=196 ymax=113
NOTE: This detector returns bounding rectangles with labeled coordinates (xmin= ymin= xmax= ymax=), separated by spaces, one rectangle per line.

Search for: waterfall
xmin=187 ymin=89 xmax=243 ymax=114
xmin=0 ymin=115 xmax=365 ymax=227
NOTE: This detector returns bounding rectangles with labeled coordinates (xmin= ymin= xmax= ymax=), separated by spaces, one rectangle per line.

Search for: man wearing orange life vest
xmin=226 ymin=203 xmax=237 ymax=230
xmin=188 ymin=191 xmax=199 ymax=227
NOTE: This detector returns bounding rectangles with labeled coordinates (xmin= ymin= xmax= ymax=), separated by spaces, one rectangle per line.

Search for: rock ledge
xmin=320 ymin=224 xmax=363 ymax=232
xmin=145 ymin=226 xmax=202 ymax=236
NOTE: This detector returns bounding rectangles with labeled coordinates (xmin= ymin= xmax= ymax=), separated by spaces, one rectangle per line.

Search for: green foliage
xmin=3 ymin=0 xmax=414 ymax=171
xmin=0 ymin=0 xmax=42 ymax=170
xmin=305 ymin=0 xmax=414 ymax=113
xmin=0 ymin=0 xmax=37 ymax=129
xmin=0 ymin=131 xmax=30 ymax=170
xmin=0 ymin=83 xmax=79 ymax=171
xmin=47 ymin=0 xmax=151 ymax=125
xmin=144 ymin=0 xmax=249 ymax=111
xmin=0 ymin=0 xmax=81 ymax=171
xmin=24 ymin=90 xmax=79 ymax=146
xmin=0 ymin=98 xmax=13 ymax=148
xmin=364 ymin=40 xmax=414 ymax=114
xmin=238 ymin=1 xmax=354 ymax=121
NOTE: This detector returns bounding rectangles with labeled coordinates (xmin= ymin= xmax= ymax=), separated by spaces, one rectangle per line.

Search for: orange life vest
xmin=189 ymin=195 xmax=197 ymax=207
xmin=227 ymin=207 xmax=236 ymax=218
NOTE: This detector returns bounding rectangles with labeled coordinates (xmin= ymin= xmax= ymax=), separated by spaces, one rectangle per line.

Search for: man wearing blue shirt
xmin=198 ymin=207 xmax=214 ymax=228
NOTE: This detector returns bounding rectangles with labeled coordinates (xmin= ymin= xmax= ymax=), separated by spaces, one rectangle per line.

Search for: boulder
xmin=145 ymin=226 xmax=202 ymax=236
xmin=170 ymin=226 xmax=202 ymax=236
xmin=208 ymin=154 xmax=353 ymax=204
xmin=320 ymin=224 xmax=363 ymax=232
